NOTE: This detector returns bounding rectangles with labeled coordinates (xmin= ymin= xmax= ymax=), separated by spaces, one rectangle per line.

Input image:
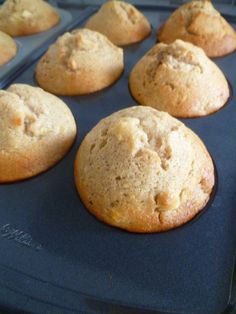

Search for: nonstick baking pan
xmin=0 ymin=3 xmax=236 ymax=314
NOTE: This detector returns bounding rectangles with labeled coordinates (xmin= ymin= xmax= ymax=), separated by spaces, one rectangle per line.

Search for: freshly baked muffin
xmin=157 ymin=0 xmax=236 ymax=57
xmin=0 ymin=84 xmax=76 ymax=183
xmin=85 ymin=0 xmax=151 ymax=46
xmin=0 ymin=0 xmax=60 ymax=37
xmin=0 ymin=31 xmax=17 ymax=66
xmin=36 ymin=29 xmax=124 ymax=96
xmin=75 ymin=106 xmax=214 ymax=233
xmin=129 ymin=40 xmax=229 ymax=118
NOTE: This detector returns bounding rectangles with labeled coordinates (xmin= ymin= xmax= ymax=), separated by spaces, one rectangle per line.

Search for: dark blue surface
xmin=0 ymin=5 xmax=235 ymax=314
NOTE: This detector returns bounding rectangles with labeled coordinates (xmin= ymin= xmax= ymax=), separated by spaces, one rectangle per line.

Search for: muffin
xmin=36 ymin=28 xmax=124 ymax=96
xmin=0 ymin=0 xmax=60 ymax=37
xmin=74 ymin=106 xmax=215 ymax=233
xmin=157 ymin=0 xmax=236 ymax=57
xmin=129 ymin=40 xmax=229 ymax=118
xmin=0 ymin=31 xmax=17 ymax=66
xmin=0 ymin=84 xmax=76 ymax=183
xmin=85 ymin=0 xmax=151 ymax=46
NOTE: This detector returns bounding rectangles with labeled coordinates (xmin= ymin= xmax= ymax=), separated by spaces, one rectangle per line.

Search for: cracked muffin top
xmin=129 ymin=40 xmax=229 ymax=118
xmin=0 ymin=30 xmax=17 ymax=66
xmin=85 ymin=0 xmax=151 ymax=46
xmin=0 ymin=0 xmax=60 ymax=36
xmin=74 ymin=106 xmax=214 ymax=233
xmin=0 ymin=84 xmax=76 ymax=182
xmin=157 ymin=0 xmax=236 ymax=57
xmin=35 ymin=28 xmax=124 ymax=95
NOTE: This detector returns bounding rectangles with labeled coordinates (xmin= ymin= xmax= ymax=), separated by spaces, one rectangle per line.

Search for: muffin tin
xmin=0 ymin=3 xmax=236 ymax=314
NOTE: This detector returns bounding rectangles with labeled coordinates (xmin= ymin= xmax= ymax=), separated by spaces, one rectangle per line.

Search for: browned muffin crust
xmin=75 ymin=106 xmax=215 ymax=233
xmin=85 ymin=0 xmax=151 ymax=46
xmin=129 ymin=40 xmax=229 ymax=118
xmin=0 ymin=30 xmax=17 ymax=66
xmin=0 ymin=0 xmax=60 ymax=36
xmin=157 ymin=0 xmax=236 ymax=57
xmin=36 ymin=28 xmax=124 ymax=96
xmin=0 ymin=84 xmax=76 ymax=183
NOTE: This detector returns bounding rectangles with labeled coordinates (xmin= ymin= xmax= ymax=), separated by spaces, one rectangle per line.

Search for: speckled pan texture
xmin=0 ymin=4 xmax=235 ymax=314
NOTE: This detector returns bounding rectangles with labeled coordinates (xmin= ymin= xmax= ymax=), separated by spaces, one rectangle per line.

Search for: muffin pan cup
xmin=0 ymin=3 xmax=236 ymax=314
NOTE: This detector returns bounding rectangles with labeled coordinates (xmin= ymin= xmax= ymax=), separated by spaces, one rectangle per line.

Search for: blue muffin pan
xmin=0 ymin=3 xmax=235 ymax=314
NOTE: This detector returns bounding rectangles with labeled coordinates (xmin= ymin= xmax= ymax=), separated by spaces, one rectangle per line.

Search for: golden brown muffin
xmin=0 ymin=84 xmax=76 ymax=183
xmin=36 ymin=28 xmax=124 ymax=96
xmin=85 ymin=0 xmax=151 ymax=46
xmin=157 ymin=0 xmax=236 ymax=58
xmin=129 ymin=40 xmax=229 ymax=118
xmin=74 ymin=106 xmax=214 ymax=233
xmin=0 ymin=30 xmax=17 ymax=66
xmin=0 ymin=0 xmax=60 ymax=37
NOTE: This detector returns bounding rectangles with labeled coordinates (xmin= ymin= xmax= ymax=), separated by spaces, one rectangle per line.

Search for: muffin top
xmin=129 ymin=40 xmax=229 ymax=117
xmin=0 ymin=30 xmax=17 ymax=66
xmin=36 ymin=28 xmax=124 ymax=95
xmin=0 ymin=84 xmax=76 ymax=182
xmin=0 ymin=0 xmax=60 ymax=36
xmin=157 ymin=0 xmax=236 ymax=57
xmin=85 ymin=0 xmax=151 ymax=46
xmin=75 ymin=106 xmax=214 ymax=232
